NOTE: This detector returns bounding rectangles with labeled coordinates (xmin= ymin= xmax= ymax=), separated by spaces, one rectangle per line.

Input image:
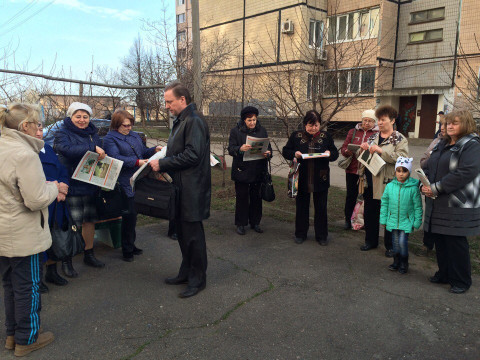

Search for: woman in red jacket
xmin=340 ymin=110 xmax=378 ymax=229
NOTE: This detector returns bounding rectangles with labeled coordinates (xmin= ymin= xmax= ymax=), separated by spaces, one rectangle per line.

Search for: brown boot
xmin=14 ymin=331 xmax=54 ymax=357
xmin=5 ymin=335 xmax=14 ymax=350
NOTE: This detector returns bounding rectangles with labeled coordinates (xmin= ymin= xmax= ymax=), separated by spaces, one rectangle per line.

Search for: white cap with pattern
xmin=395 ymin=156 xmax=413 ymax=173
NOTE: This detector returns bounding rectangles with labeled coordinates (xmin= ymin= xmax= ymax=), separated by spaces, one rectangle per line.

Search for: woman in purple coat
xmin=103 ymin=110 xmax=161 ymax=262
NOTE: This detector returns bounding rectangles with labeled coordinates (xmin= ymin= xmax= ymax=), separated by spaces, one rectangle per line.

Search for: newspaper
xmin=347 ymin=144 xmax=361 ymax=152
xmin=357 ymin=150 xmax=386 ymax=176
xmin=415 ymin=168 xmax=436 ymax=199
xmin=301 ymin=152 xmax=330 ymax=160
xmin=130 ymin=147 xmax=167 ymax=188
xmin=72 ymin=151 xmax=123 ymax=190
xmin=243 ymin=136 xmax=269 ymax=162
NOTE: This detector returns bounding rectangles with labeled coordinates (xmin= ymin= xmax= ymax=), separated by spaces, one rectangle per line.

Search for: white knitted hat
xmin=67 ymin=102 xmax=93 ymax=117
xmin=395 ymin=157 xmax=413 ymax=173
xmin=361 ymin=109 xmax=377 ymax=124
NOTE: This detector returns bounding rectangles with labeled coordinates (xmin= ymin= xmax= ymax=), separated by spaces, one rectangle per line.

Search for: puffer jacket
xmin=228 ymin=119 xmax=272 ymax=183
xmin=54 ymin=117 xmax=102 ymax=196
xmin=379 ymin=177 xmax=423 ymax=233
xmin=340 ymin=123 xmax=378 ymax=174
xmin=0 ymin=128 xmax=58 ymax=257
xmin=365 ymin=131 xmax=409 ymax=199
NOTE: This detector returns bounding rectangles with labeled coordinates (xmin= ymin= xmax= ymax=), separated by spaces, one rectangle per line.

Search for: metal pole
xmin=191 ymin=0 xmax=203 ymax=110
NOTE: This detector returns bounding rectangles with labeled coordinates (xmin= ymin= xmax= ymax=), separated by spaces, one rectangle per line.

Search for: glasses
xmin=121 ymin=123 xmax=132 ymax=128
xmin=396 ymin=168 xmax=409 ymax=173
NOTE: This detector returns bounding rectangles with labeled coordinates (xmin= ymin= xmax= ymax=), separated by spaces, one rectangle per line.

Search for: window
xmin=321 ymin=68 xmax=376 ymax=96
xmin=177 ymin=31 xmax=186 ymax=43
xmin=410 ymin=7 xmax=445 ymax=24
xmin=307 ymin=74 xmax=321 ymax=101
xmin=409 ymin=28 xmax=443 ymax=44
xmin=327 ymin=7 xmax=380 ymax=43
xmin=178 ymin=0 xmax=185 ymax=5
xmin=309 ymin=20 xmax=324 ymax=49
xmin=176 ymin=13 xmax=185 ymax=24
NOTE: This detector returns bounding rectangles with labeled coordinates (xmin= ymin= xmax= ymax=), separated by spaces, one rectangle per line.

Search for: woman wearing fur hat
xmin=0 ymin=103 xmax=60 ymax=356
xmin=54 ymin=102 xmax=106 ymax=275
xmin=228 ymin=106 xmax=272 ymax=235
xmin=340 ymin=109 xmax=379 ymax=230
xmin=358 ymin=105 xmax=409 ymax=255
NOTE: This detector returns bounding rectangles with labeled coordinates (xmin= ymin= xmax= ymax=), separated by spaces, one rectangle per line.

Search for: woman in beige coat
xmin=0 ymin=104 xmax=60 ymax=357
xmin=358 ymin=105 xmax=409 ymax=256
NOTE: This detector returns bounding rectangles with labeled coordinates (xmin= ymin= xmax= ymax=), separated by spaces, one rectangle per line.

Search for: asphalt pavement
xmin=1 ymin=212 xmax=479 ymax=360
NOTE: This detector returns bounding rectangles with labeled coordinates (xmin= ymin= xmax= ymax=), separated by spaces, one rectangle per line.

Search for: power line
xmin=1 ymin=0 xmax=39 ymax=28
xmin=0 ymin=1 xmax=55 ymax=37
xmin=0 ymin=68 xmax=165 ymax=90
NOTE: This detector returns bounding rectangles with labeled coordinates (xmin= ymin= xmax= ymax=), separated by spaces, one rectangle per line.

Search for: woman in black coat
xmin=421 ymin=110 xmax=480 ymax=294
xmin=282 ymin=110 xmax=339 ymax=245
xmin=228 ymin=106 xmax=272 ymax=235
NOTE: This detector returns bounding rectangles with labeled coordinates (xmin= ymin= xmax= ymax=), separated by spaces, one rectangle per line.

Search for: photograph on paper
xmin=357 ymin=150 xmax=386 ymax=176
xmin=72 ymin=151 xmax=123 ymax=190
xmin=243 ymin=136 xmax=269 ymax=162
xmin=301 ymin=153 xmax=330 ymax=160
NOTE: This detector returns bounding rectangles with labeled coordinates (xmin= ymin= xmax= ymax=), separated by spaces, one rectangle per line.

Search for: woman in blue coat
xmin=103 ymin=110 xmax=161 ymax=261
xmin=35 ymin=125 xmax=70 ymax=290
xmin=54 ymin=102 xmax=106 ymax=276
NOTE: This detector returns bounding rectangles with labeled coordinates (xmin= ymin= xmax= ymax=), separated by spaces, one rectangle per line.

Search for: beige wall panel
xmin=199 ymin=0 xmax=243 ymax=28
xmin=245 ymin=0 xmax=299 ymax=17
xmin=378 ymin=1 xmax=397 ymax=61
xmin=244 ymin=13 xmax=280 ymax=67
xmin=327 ymin=0 xmax=381 ymax=15
xmin=459 ymin=0 xmax=480 ymax=54
xmin=323 ymin=97 xmax=376 ymax=122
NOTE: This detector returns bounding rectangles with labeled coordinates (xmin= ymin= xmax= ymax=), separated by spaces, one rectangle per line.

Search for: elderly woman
xmin=282 ymin=110 xmax=339 ymax=245
xmin=103 ymin=110 xmax=161 ymax=261
xmin=340 ymin=109 xmax=379 ymax=229
xmin=35 ymin=124 xmax=70 ymax=290
xmin=228 ymin=106 xmax=272 ymax=235
xmin=54 ymin=102 xmax=106 ymax=275
xmin=359 ymin=105 xmax=408 ymax=255
xmin=422 ymin=110 xmax=480 ymax=294
xmin=0 ymin=104 xmax=59 ymax=356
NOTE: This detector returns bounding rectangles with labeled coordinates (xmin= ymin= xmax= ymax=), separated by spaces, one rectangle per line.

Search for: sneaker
xmin=14 ymin=331 xmax=54 ymax=357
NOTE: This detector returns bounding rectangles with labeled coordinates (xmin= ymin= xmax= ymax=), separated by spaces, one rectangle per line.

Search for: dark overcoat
xmin=156 ymin=104 xmax=211 ymax=222
xmin=228 ymin=120 xmax=272 ymax=183
xmin=282 ymin=130 xmax=339 ymax=193
xmin=53 ymin=117 xmax=102 ymax=196
xmin=103 ymin=130 xmax=156 ymax=198
xmin=39 ymin=143 xmax=70 ymax=227
xmin=424 ymin=135 xmax=480 ymax=236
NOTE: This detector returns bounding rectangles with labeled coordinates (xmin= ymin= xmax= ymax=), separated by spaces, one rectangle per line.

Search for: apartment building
xmin=175 ymin=0 xmax=192 ymax=66
xmin=177 ymin=0 xmax=480 ymax=138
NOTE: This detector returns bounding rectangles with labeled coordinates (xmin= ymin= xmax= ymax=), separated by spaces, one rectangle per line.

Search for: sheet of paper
xmin=243 ymin=136 xmax=269 ymax=162
xmin=301 ymin=152 xmax=330 ymax=160
xmin=357 ymin=150 xmax=386 ymax=176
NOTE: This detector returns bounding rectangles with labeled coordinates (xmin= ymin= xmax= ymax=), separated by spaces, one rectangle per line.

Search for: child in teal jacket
xmin=380 ymin=157 xmax=423 ymax=274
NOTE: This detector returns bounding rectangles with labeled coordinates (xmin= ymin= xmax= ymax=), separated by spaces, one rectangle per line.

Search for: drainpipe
xmin=392 ymin=0 xmax=401 ymax=89
xmin=451 ymin=0 xmax=463 ymax=88
xmin=241 ymin=0 xmax=246 ymax=108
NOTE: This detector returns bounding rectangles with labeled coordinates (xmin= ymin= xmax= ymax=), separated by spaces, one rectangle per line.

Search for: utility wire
xmin=0 ymin=68 xmax=165 ymax=89
xmin=0 ymin=1 xmax=55 ymax=37
xmin=1 ymin=0 xmax=39 ymax=28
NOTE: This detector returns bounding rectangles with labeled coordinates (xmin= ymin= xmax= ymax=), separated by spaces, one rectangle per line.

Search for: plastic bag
xmin=351 ymin=199 xmax=364 ymax=230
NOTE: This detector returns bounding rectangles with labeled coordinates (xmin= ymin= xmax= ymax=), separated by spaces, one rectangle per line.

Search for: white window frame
xmin=177 ymin=13 xmax=185 ymax=24
xmin=327 ymin=7 xmax=379 ymax=44
xmin=321 ymin=67 xmax=375 ymax=97
xmin=178 ymin=0 xmax=185 ymax=5
xmin=177 ymin=31 xmax=186 ymax=43
xmin=309 ymin=19 xmax=324 ymax=50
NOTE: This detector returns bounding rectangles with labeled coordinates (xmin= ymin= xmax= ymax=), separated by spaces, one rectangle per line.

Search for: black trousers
xmin=295 ymin=190 xmax=328 ymax=241
xmin=434 ymin=233 xmax=472 ymax=289
xmin=0 ymin=254 xmax=42 ymax=345
xmin=344 ymin=173 xmax=359 ymax=221
xmin=363 ymin=185 xmax=392 ymax=249
xmin=176 ymin=220 xmax=208 ymax=288
xmin=121 ymin=197 xmax=137 ymax=256
xmin=234 ymin=182 xmax=262 ymax=227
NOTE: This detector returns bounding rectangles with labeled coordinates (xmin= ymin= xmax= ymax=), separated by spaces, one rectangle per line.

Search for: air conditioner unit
xmin=281 ymin=20 xmax=294 ymax=34
xmin=316 ymin=49 xmax=327 ymax=61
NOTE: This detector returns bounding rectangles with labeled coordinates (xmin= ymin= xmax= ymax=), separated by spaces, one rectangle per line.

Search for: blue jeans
xmin=392 ymin=230 xmax=409 ymax=257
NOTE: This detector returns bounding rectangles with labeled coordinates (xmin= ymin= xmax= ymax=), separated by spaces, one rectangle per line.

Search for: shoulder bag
xmin=96 ymin=184 xmax=129 ymax=221
xmin=337 ymin=128 xmax=357 ymax=170
xmin=261 ymin=159 xmax=275 ymax=202
xmin=287 ymin=158 xmax=301 ymax=198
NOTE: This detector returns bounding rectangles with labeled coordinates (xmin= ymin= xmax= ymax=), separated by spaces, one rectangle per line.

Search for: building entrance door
xmin=398 ymin=96 xmax=417 ymax=137
xmin=419 ymin=95 xmax=439 ymax=138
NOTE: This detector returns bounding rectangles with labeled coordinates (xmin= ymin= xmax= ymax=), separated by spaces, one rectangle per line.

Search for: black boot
xmin=398 ymin=256 xmax=409 ymax=274
xmin=84 ymin=248 xmax=105 ymax=268
xmin=45 ymin=263 xmax=68 ymax=286
xmin=388 ymin=254 xmax=400 ymax=271
xmin=39 ymin=280 xmax=49 ymax=294
xmin=61 ymin=257 xmax=78 ymax=278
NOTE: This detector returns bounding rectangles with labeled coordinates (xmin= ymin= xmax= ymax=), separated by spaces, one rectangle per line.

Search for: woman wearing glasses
xmin=340 ymin=110 xmax=378 ymax=230
xmin=103 ymin=110 xmax=161 ymax=262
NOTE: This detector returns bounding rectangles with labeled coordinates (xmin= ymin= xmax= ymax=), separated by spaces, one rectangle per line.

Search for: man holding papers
xmin=282 ymin=110 xmax=338 ymax=246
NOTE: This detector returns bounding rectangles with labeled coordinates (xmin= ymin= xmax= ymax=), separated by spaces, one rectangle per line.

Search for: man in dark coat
xmin=150 ymin=82 xmax=211 ymax=298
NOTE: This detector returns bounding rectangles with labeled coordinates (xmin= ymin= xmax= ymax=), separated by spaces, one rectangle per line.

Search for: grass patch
xmin=133 ymin=126 xmax=170 ymax=140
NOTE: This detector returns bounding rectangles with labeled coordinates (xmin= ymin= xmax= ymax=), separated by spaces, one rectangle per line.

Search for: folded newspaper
xmin=72 ymin=151 xmax=123 ymax=190
xmin=415 ymin=168 xmax=436 ymax=199
xmin=243 ymin=136 xmax=269 ymax=162
xmin=357 ymin=150 xmax=386 ymax=176
xmin=301 ymin=152 xmax=330 ymax=159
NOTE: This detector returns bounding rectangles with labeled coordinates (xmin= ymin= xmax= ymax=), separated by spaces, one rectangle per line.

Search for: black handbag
xmin=261 ymin=160 xmax=275 ymax=202
xmin=96 ymin=184 xmax=128 ymax=220
xmin=47 ymin=203 xmax=85 ymax=261
xmin=134 ymin=173 xmax=178 ymax=220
